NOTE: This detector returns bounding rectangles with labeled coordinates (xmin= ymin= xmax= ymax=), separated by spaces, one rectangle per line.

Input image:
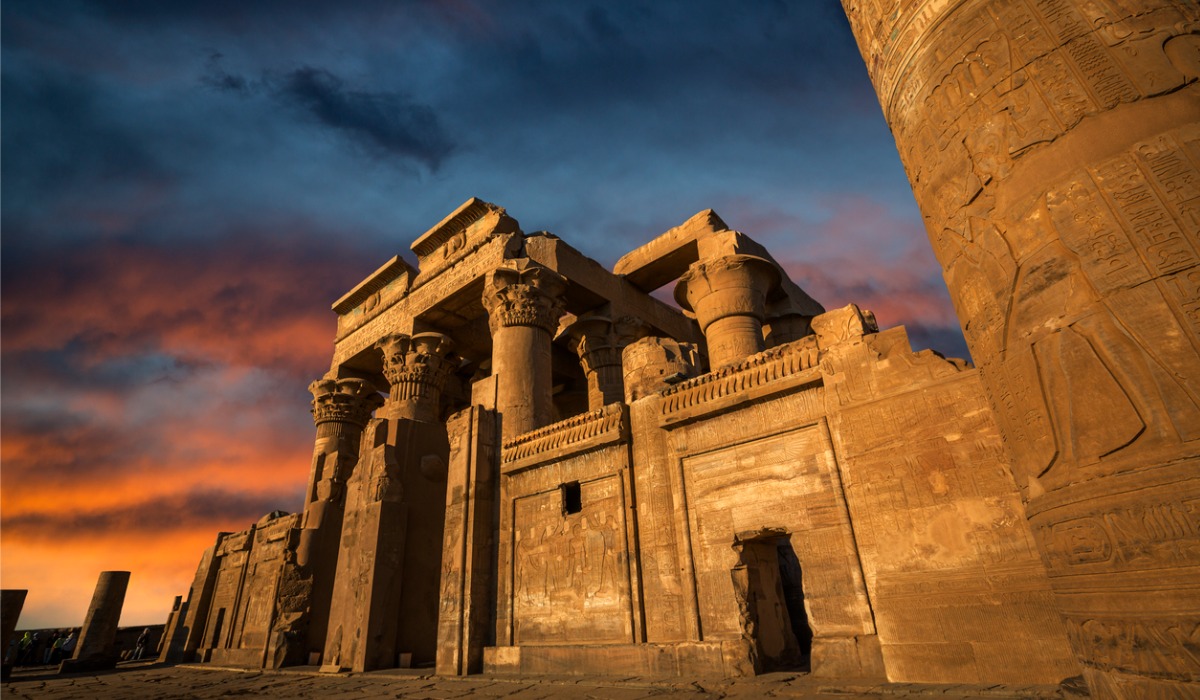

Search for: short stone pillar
xmin=482 ymin=260 xmax=566 ymax=440
xmin=675 ymin=254 xmax=780 ymax=368
xmin=564 ymin=315 xmax=648 ymax=410
xmin=622 ymin=336 xmax=703 ymax=402
xmin=1 ymin=589 xmax=27 ymax=675
xmin=376 ymin=332 xmax=458 ymax=422
xmin=62 ymin=571 xmax=129 ymax=672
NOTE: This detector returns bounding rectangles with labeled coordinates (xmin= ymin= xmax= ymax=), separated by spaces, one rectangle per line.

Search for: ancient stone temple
xmin=165 ymin=198 xmax=1089 ymax=685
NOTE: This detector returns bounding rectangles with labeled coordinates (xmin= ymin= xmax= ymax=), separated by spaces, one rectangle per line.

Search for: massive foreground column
xmin=840 ymin=2 xmax=1200 ymax=696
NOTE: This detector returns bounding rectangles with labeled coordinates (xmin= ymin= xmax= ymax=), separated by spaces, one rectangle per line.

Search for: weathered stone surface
xmin=840 ymin=1 xmax=1200 ymax=695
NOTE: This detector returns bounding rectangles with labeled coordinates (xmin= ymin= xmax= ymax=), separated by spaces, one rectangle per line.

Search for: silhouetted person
xmin=133 ymin=628 xmax=150 ymax=660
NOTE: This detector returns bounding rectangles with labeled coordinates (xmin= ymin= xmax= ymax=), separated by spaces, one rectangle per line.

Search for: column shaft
xmin=841 ymin=2 xmax=1200 ymax=694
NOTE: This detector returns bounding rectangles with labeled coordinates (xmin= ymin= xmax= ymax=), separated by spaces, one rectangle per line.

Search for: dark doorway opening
xmin=732 ymin=532 xmax=812 ymax=672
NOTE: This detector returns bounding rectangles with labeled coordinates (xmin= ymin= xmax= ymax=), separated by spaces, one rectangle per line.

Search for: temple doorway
xmin=733 ymin=532 xmax=812 ymax=672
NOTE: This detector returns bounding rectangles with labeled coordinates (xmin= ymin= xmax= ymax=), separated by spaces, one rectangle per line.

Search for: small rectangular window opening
xmin=561 ymin=481 xmax=582 ymax=515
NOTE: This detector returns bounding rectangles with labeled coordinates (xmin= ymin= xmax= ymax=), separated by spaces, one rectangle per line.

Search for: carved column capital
xmin=482 ymin=261 xmax=567 ymax=333
xmin=675 ymin=254 xmax=780 ymax=368
xmin=565 ymin=315 xmax=649 ymax=373
xmin=564 ymin=315 xmax=649 ymax=410
xmin=309 ymin=377 xmax=385 ymax=428
xmin=674 ymin=254 xmax=780 ymax=331
xmin=375 ymin=332 xmax=458 ymax=421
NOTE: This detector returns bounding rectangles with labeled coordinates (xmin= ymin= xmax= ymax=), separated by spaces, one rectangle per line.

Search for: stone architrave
xmin=481 ymin=259 xmax=567 ymax=440
xmin=62 ymin=571 xmax=130 ymax=672
xmin=840 ymin=2 xmax=1200 ymax=695
xmin=564 ymin=315 xmax=649 ymax=410
xmin=675 ymin=254 xmax=780 ymax=368
xmin=1 ymin=589 xmax=27 ymax=677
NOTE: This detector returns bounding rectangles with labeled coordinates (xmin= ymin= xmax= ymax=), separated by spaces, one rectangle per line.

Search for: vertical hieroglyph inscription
xmin=841 ymin=0 xmax=1199 ymax=695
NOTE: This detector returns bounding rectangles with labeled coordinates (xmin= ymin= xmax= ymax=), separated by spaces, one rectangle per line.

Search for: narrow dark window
xmin=561 ymin=481 xmax=582 ymax=515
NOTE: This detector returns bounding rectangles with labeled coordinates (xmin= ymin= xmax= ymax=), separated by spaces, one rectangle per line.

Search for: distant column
xmin=1 ymin=589 xmax=27 ymax=674
xmin=63 ymin=571 xmax=129 ymax=672
xmin=482 ymin=260 xmax=566 ymax=440
xmin=675 ymin=254 xmax=779 ymax=368
xmin=565 ymin=315 xmax=647 ymax=410
xmin=840 ymin=1 xmax=1200 ymax=695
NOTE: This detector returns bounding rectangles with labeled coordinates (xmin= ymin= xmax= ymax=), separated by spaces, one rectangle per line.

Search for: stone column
xmin=302 ymin=376 xmax=384 ymax=540
xmin=1 ymin=589 xmax=26 ymax=675
xmin=564 ymin=315 xmax=648 ymax=410
xmin=840 ymin=2 xmax=1200 ymax=695
xmin=482 ymin=260 xmax=566 ymax=440
xmin=320 ymin=334 xmax=458 ymax=672
xmin=376 ymin=332 xmax=457 ymax=422
xmin=674 ymin=254 xmax=780 ymax=368
xmin=63 ymin=571 xmax=129 ymax=672
xmin=285 ymin=376 xmax=384 ymax=666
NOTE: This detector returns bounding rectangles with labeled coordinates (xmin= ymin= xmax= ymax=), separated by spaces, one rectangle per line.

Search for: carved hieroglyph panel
xmin=511 ymin=475 xmax=632 ymax=645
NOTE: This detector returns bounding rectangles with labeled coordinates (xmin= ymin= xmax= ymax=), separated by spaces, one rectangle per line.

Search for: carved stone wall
xmin=492 ymin=405 xmax=638 ymax=651
xmin=817 ymin=306 xmax=1078 ymax=683
xmin=840 ymin=1 xmax=1200 ymax=694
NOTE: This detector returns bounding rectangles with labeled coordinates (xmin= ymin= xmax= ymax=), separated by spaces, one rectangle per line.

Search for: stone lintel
xmin=332 ymin=255 xmax=415 ymax=315
xmin=524 ymin=235 xmax=701 ymax=345
xmin=411 ymin=197 xmax=498 ymax=260
xmin=613 ymin=209 xmax=730 ymax=291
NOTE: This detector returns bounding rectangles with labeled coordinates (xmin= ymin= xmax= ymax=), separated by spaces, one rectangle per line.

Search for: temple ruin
xmin=161 ymin=199 xmax=1082 ymax=685
xmin=153 ymin=3 xmax=1200 ymax=697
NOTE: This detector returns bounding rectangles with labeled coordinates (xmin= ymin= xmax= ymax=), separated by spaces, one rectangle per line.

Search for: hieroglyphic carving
xmin=510 ymin=476 xmax=631 ymax=645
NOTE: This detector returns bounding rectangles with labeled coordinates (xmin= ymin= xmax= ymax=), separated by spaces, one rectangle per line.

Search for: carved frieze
xmin=659 ymin=337 xmax=821 ymax=424
xmin=501 ymin=402 xmax=628 ymax=470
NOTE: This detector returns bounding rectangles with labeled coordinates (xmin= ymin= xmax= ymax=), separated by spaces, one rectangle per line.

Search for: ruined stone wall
xmin=820 ymin=321 xmax=1078 ymax=683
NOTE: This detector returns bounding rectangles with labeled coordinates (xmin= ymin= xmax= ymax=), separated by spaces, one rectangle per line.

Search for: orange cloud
xmin=1 ymin=231 xmax=381 ymax=630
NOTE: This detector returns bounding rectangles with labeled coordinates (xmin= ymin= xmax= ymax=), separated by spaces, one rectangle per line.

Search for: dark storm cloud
xmin=2 ymin=488 xmax=302 ymax=540
xmin=272 ymin=66 xmax=455 ymax=169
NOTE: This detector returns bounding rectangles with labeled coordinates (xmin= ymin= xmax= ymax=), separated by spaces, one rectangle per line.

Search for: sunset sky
xmin=1 ymin=1 xmax=967 ymax=629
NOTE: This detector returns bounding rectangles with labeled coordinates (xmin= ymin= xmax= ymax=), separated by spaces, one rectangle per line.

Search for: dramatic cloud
xmin=272 ymin=66 xmax=455 ymax=169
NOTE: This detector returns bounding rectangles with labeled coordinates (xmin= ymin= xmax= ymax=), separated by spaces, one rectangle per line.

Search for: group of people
xmin=5 ymin=629 xmax=76 ymax=666
xmin=5 ymin=628 xmax=154 ymax=667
